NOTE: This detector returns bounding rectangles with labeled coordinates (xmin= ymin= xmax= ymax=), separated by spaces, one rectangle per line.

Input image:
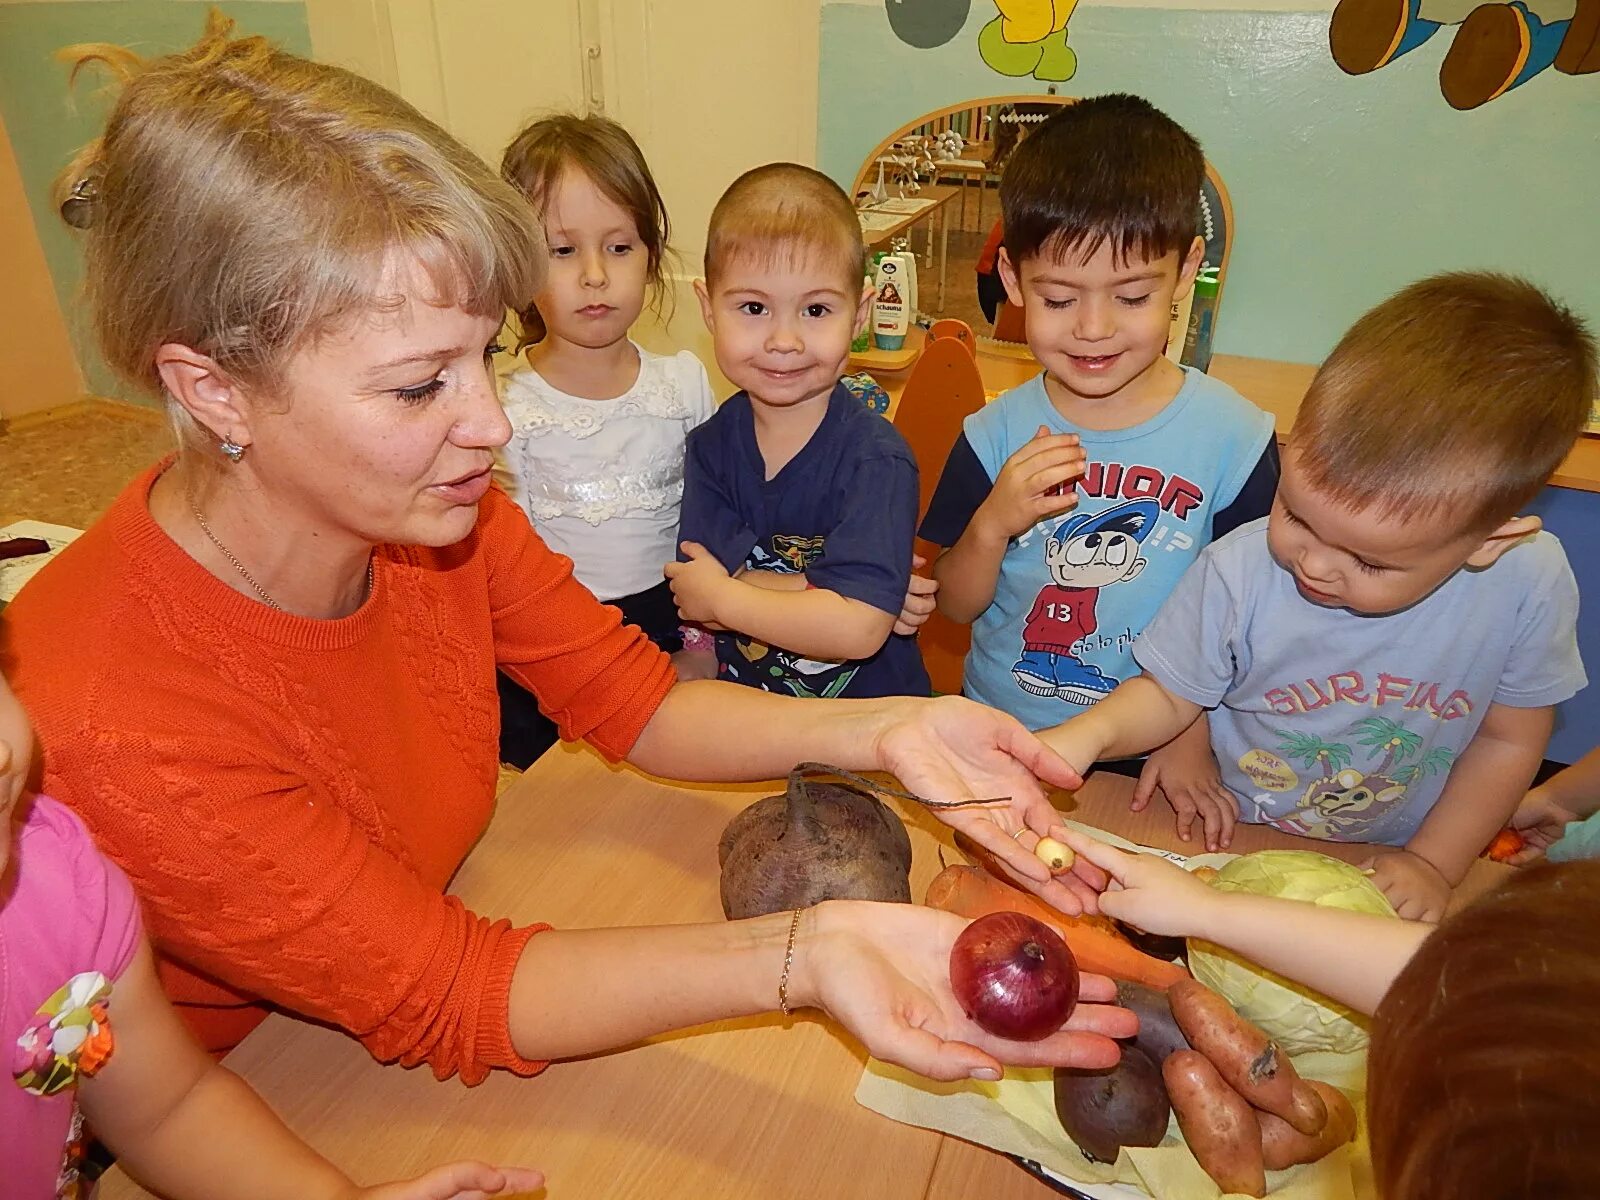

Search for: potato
xmin=1260 ymin=1080 xmax=1357 ymax=1170
xmin=1115 ymin=980 xmax=1191 ymax=1065
xmin=718 ymin=769 xmax=912 ymax=919
xmin=1054 ymin=1044 xmax=1170 ymax=1164
xmin=1164 ymin=1049 xmax=1266 ymax=1198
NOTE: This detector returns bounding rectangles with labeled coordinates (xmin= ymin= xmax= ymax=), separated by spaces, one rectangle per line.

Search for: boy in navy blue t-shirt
xmin=667 ymin=164 xmax=931 ymax=699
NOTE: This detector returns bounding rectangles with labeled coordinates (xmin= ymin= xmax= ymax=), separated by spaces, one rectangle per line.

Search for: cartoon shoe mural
xmin=1330 ymin=0 xmax=1600 ymax=109
xmin=979 ymin=0 xmax=1080 ymax=81
xmin=1011 ymin=497 xmax=1157 ymax=706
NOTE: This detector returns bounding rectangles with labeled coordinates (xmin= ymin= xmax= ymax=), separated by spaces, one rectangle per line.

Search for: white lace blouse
xmin=498 ymin=345 xmax=716 ymax=602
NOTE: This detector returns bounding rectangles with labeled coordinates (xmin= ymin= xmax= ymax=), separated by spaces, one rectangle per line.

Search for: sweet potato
xmin=1168 ymin=978 xmax=1327 ymax=1136
xmin=1259 ymin=1080 xmax=1358 ymax=1170
xmin=1164 ymin=1049 xmax=1266 ymax=1198
xmin=1115 ymin=980 xmax=1191 ymax=1065
xmin=925 ymin=864 xmax=1189 ymax=990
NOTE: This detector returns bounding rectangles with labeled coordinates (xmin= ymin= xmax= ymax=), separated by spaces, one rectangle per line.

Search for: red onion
xmin=950 ymin=911 xmax=1080 ymax=1041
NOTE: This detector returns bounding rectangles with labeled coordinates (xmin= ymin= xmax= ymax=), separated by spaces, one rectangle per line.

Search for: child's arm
xmin=669 ymin=542 xmax=894 ymax=661
xmin=1367 ymin=702 xmax=1553 ymax=921
xmin=930 ymin=426 xmax=1084 ymax=623
xmin=1059 ymin=831 xmax=1433 ymax=1017
xmin=80 ymin=941 xmax=541 ymax=1200
xmin=1039 ymin=674 xmax=1204 ymax=776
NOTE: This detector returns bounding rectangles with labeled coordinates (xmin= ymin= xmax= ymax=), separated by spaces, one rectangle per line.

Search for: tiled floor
xmin=0 ymin=401 xmax=173 ymax=529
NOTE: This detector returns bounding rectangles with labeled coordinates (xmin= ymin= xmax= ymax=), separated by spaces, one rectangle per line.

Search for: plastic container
xmin=1182 ymin=267 xmax=1221 ymax=373
xmin=871 ymin=255 xmax=909 ymax=351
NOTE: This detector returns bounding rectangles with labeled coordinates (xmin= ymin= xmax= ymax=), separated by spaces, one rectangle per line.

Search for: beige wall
xmin=0 ymin=114 xmax=82 ymax=419
xmin=305 ymin=0 xmax=820 ymax=383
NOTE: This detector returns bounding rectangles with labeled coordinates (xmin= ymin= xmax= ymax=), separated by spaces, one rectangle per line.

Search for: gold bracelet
xmin=778 ymin=907 xmax=803 ymax=1017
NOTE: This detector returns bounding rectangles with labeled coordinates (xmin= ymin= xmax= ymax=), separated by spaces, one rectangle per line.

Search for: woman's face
xmin=241 ymin=257 xmax=512 ymax=550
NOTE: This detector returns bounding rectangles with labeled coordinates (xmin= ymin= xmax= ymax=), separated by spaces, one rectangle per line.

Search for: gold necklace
xmin=188 ymin=495 xmax=372 ymax=612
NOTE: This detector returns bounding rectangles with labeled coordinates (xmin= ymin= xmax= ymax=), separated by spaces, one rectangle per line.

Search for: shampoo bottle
xmin=871 ymin=255 xmax=909 ymax=351
xmin=889 ymin=238 xmax=919 ymax=322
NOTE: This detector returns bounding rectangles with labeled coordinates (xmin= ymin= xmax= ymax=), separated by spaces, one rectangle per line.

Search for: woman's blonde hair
xmin=55 ymin=10 xmax=542 ymax=456
xmin=499 ymin=113 xmax=671 ymax=352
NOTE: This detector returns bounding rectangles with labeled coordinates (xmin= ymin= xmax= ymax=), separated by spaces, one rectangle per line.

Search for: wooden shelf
xmin=849 ymin=328 xmax=924 ymax=373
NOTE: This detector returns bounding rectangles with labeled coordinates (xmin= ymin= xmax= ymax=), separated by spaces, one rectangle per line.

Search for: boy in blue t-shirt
xmin=1044 ymin=272 xmax=1595 ymax=921
xmin=667 ymin=164 xmax=930 ymax=699
xmin=920 ymin=96 xmax=1275 ymax=750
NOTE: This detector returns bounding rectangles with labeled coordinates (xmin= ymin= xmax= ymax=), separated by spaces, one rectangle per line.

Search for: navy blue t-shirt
xmin=679 ymin=384 xmax=931 ymax=699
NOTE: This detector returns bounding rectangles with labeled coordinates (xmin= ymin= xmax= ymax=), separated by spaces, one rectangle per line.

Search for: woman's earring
xmin=219 ymin=437 xmax=246 ymax=464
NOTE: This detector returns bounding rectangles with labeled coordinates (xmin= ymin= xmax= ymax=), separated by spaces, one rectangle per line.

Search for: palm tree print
xmin=1275 ymin=730 xmax=1352 ymax=778
xmin=1353 ymin=717 xmax=1423 ymax=775
xmin=1395 ymin=746 xmax=1455 ymax=786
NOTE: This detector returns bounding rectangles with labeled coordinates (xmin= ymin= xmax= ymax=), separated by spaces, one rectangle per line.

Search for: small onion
xmin=1034 ymin=836 xmax=1076 ymax=873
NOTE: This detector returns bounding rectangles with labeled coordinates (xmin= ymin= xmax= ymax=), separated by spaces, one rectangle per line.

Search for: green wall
xmin=818 ymin=4 xmax=1600 ymax=366
xmin=0 ymin=2 xmax=311 ymax=401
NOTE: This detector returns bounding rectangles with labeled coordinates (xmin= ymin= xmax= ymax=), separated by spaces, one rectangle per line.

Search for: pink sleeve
xmin=28 ymin=796 xmax=144 ymax=984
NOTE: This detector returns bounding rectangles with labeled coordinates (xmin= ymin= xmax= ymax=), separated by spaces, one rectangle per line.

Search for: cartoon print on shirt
xmin=1011 ymin=498 xmax=1158 ymax=705
xmin=1249 ymin=717 xmax=1457 ymax=839
xmin=728 ymin=535 xmax=860 ymax=698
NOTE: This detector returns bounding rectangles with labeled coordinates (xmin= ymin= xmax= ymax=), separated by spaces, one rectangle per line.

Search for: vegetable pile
xmin=1187 ymin=850 xmax=1396 ymax=1054
xmin=1056 ymin=979 xmax=1357 ymax=1196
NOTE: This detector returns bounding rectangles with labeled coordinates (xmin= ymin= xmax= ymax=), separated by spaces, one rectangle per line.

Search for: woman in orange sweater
xmin=4 ymin=16 xmax=1131 ymax=1091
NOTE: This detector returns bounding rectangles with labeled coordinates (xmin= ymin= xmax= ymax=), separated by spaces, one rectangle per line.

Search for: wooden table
xmin=103 ymin=744 xmax=1507 ymax=1200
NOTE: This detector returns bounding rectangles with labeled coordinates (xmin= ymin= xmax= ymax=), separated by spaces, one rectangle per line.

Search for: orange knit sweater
xmin=3 ymin=463 xmax=676 ymax=1084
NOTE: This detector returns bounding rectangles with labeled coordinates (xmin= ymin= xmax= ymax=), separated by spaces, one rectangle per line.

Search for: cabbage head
xmin=1187 ymin=850 xmax=1397 ymax=1055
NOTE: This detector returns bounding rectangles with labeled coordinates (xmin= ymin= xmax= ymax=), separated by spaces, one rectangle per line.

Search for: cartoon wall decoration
xmin=980 ymin=1 xmax=1080 ymax=81
xmin=1330 ymin=0 xmax=1600 ymax=109
xmin=883 ymin=0 xmax=1080 ymax=81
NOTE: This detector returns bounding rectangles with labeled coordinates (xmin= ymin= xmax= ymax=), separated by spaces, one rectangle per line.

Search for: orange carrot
xmin=1485 ymin=827 xmax=1526 ymax=862
xmin=925 ymin=864 xmax=1190 ymax=990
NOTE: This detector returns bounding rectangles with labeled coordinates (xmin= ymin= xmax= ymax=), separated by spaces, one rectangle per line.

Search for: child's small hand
xmin=893 ymin=555 xmax=939 ymax=636
xmin=1507 ymin=784 xmax=1579 ymax=865
xmin=665 ymin=542 xmax=734 ymax=625
xmin=670 ymin=648 xmax=719 ymax=682
xmin=1360 ymin=849 xmax=1450 ymax=922
xmin=1055 ymin=829 xmax=1218 ymax=937
xmin=352 ymin=1160 xmax=544 ymax=1200
xmin=976 ymin=425 xmax=1085 ymax=540
xmin=1133 ymin=739 xmax=1237 ymax=853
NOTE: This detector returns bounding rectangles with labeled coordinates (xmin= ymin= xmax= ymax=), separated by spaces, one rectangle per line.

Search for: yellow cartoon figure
xmin=980 ymin=0 xmax=1080 ymax=81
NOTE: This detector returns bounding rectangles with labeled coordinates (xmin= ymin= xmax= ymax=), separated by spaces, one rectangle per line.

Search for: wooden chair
xmin=927 ymin=318 xmax=977 ymax=356
xmin=892 ymin=322 xmax=986 ymax=695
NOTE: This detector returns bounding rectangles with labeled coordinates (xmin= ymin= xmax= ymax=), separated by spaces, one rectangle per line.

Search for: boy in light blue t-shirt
xmin=1045 ymin=272 xmax=1596 ymax=922
xmin=921 ymin=95 xmax=1276 ymax=759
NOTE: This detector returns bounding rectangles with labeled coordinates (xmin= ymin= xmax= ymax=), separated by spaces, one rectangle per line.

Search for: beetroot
xmin=718 ymin=765 xmax=913 ymax=919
